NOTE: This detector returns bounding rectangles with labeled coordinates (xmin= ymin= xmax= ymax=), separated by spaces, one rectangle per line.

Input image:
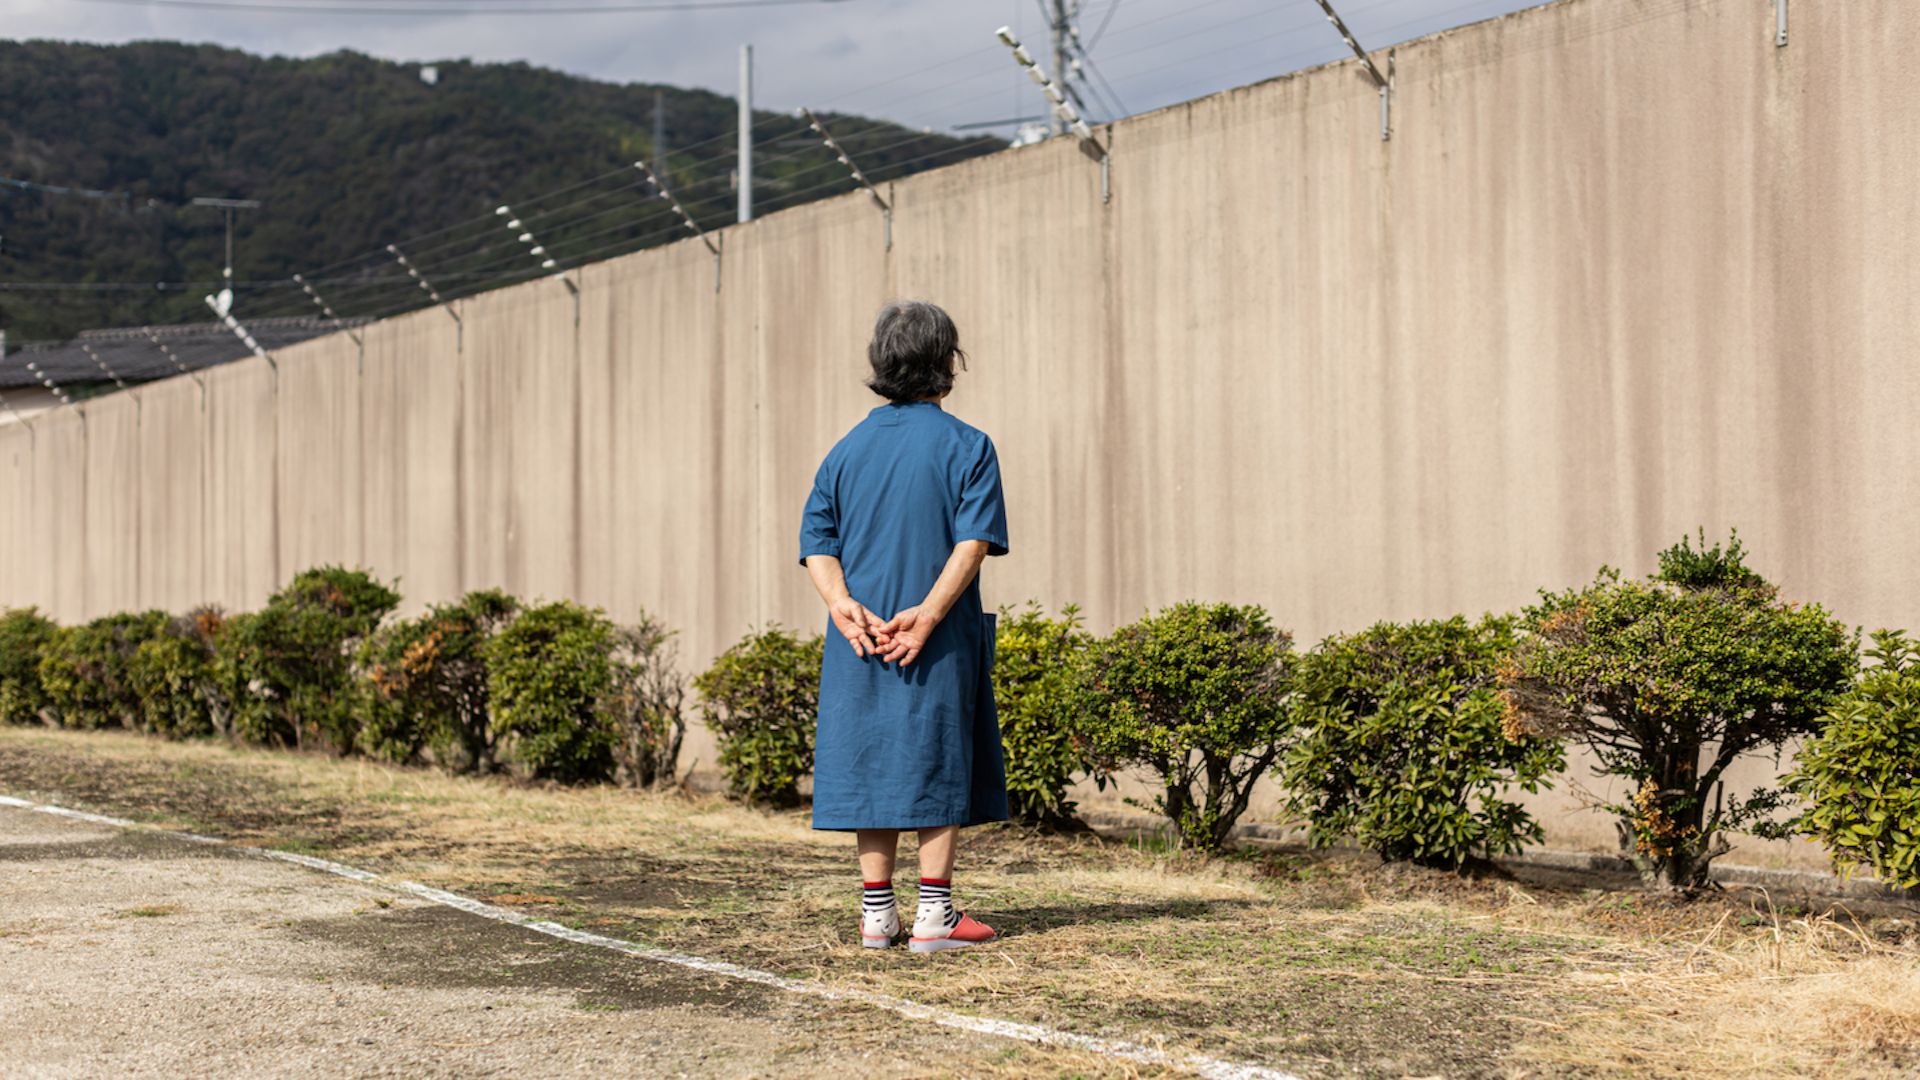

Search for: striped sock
xmin=915 ymin=877 xmax=959 ymax=934
xmin=862 ymin=880 xmax=896 ymax=931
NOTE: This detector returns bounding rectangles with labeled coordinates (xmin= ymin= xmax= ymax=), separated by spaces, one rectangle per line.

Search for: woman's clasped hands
xmin=827 ymin=596 xmax=940 ymax=667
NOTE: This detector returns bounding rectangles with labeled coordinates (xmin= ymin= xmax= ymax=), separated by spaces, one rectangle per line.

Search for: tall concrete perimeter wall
xmin=4 ymin=0 xmax=1915 ymax=867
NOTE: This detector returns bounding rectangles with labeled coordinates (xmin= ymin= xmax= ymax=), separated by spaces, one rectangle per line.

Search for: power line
xmin=1083 ymin=0 xmax=1123 ymax=52
xmin=0 ymin=175 xmax=141 ymax=202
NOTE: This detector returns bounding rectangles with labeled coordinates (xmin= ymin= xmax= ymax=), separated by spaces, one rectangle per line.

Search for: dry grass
xmin=2 ymin=725 xmax=1915 ymax=1078
xmin=1514 ymin=903 xmax=1920 ymax=1078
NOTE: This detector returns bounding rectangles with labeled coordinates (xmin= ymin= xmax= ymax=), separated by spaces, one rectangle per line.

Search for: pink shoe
xmin=909 ymin=912 xmax=997 ymax=953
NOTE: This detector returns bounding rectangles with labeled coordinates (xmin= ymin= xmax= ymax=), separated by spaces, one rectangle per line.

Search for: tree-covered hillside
xmin=0 ymin=40 xmax=1001 ymax=341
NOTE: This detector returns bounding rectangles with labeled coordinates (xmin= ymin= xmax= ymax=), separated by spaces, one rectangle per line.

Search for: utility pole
xmin=652 ymin=89 xmax=668 ymax=193
xmin=190 ymin=196 xmax=262 ymax=312
xmin=737 ymin=44 xmax=754 ymax=223
xmin=1049 ymin=0 xmax=1071 ymax=136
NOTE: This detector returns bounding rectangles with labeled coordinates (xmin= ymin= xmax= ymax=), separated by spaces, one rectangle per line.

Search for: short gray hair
xmin=866 ymin=300 xmax=967 ymax=402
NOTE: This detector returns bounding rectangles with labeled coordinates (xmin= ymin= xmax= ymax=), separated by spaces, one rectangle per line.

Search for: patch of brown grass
xmin=3 ymin=725 xmax=1916 ymax=1079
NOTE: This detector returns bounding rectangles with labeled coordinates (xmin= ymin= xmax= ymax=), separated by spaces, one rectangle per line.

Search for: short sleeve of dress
xmin=954 ymin=434 xmax=1010 ymax=557
xmin=798 ymin=458 xmax=841 ymax=566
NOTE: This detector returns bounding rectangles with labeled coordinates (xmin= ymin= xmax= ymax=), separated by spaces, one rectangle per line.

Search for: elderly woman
xmin=798 ymin=300 xmax=1010 ymax=954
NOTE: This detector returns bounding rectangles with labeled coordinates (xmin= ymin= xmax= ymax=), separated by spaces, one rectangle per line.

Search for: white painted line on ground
xmin=1 ymin=792 xmax=1300 ymax=1080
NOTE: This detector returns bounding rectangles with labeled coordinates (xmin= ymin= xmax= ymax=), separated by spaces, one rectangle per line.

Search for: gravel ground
xmin=0 ymin=805 xmax=1055 ymax=1078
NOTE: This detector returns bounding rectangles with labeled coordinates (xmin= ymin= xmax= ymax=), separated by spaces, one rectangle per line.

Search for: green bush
xmin=39 ymin=611 xmax=170 ymax=730
xmin=693 ymin=626 xmax=822 ymax=809
xmin=127 ymin=607 xmax=226 ymax=738
xmin=216 ymin=566 xmax=401 ymax=751
xmin=1500 ymin=532 xmax=1857 ymax=891
xmin=993 ymin=603 xmax=1099 ymax=829
xmin=1784 ymin=630 xmax=1920 ymax=891
xmin=485 ymin=601 xmax=617 ymax=783
xmin=606 ymin=614 xmax=687 ymax=791
xmin=1078 ymin=602 xmax=1294 ymax=852
xmin=0 ymin=607 xmax=58 ymax=724
xmin=359 ymin=590 xmax=519 ymax=772
xmin=1284 ymin=615 xmax=1564 ymax=869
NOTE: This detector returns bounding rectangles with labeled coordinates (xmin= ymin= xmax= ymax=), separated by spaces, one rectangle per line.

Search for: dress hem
xmin=811 ymin=813 xmax=1009 ymax=833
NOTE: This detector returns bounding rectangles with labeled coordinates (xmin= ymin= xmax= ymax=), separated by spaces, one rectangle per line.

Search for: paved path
xmin=0 ymin=805 xmax=1043 ymax=1078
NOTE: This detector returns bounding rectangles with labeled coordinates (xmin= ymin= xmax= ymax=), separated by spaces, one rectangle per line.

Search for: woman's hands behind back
xmin=829 ymin=596 xmax=882 ymax=658
xmin=876 ymin=606 xmax=941 ymax=667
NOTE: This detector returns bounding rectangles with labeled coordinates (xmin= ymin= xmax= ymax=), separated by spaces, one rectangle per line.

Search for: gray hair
xmin=866 ymin=300 xmax=967 ymax=402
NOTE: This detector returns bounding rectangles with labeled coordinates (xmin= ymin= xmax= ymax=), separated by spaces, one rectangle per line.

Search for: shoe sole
xmin=908 ymin=935 xmax=995 ymax=953
xmin=862 ymin=934 xmax=896 ymax=949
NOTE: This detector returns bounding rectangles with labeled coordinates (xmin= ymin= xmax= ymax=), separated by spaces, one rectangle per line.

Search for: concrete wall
xmin=4 ymin=0 xmax=1916 ymax=867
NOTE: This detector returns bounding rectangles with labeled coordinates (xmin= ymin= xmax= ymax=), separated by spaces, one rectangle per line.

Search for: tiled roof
xmin=0 ymin=317 xmax=364 ymax=389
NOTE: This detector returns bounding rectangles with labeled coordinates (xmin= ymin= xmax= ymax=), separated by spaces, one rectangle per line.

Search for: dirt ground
xmin=1 ymin=726 xmax=1917 ymax=1078
xmin=0 ymin=804 xmax=1137 ymax=1078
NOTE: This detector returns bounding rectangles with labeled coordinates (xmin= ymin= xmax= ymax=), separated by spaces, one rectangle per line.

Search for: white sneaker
xmin=862 ymin=904 xmax=901 ymax=949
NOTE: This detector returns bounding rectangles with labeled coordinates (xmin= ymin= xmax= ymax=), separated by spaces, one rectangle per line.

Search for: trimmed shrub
xmin=217 ymin=567 xmax=400 ymax=751
xmin=1784 ymin=630 xmax=1920 ymax=891
xmin=993 ymin=603 xmax=1099 ymax=829
xmin=1078 ymin=602 xmax=1294 ymax=852
xmin=1284 ymin=615 xmax=1564 ymax=870
xmin=485 ymin=601 xmax=617 ymax=783
xmin=694 ymin=626 xmax=822 ymax=809
xmin=39 ymin=611 xmax=170 ymax=730
xmin=606 ymin=614 xmax=687 ymax=791
xmin=127 ymin=607 xmax=226 ymax=738
xmin=0 ymin=607 xmax=58 ymax=724
xmin=359 ymin=590 xmax=520 ymax=772
xmin=1500 ymin=532 xmax=1857 ymax=891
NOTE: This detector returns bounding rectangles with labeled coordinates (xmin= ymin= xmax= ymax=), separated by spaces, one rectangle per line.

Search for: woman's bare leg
xmin=916 ymin=825 xmax=958 ymax=880
xmin=857 ymin=829 xmax=900 ymax=882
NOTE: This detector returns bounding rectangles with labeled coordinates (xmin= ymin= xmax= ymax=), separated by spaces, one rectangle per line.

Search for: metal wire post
xmin=204 ymin=294 xmax=277 ymax=372
xmin=388 ymin=243 xmax=462 ymax=328
xmin=796 ymin=107 xmax=894 ymax=250
xmin=78 ymin=342 xmax=133 ymax=395
xmin=1310 ymin=0 xmax=1393 ymax=140
xmin=493 ymin=204 xmax=578 ymax=295
xmin=996 ymin=27 xmax=1109 ymax=202
xmin=633 ymin=159 xmax=722 ymax=290
xmin=21 ymin=354 xmax=76 ymax=410
xmin=143 ymin=328 xmax=209 ymax=404
xmin=292 ymin=273 xmax=364 ymax=345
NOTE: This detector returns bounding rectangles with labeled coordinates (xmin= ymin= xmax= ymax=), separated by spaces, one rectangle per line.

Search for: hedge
xmin=1 ymin=535 xmax=1912 ymax=897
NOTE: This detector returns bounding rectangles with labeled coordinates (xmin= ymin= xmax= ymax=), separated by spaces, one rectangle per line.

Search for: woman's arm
xmin=805 ymin=554 xmax=882 ymax=658
xmin=875 ymin=539 xmax=991 ymax=666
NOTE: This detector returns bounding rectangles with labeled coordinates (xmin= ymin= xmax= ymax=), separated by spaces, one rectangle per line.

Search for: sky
xmin=2 ymin=0 xmax=1548 ymax=137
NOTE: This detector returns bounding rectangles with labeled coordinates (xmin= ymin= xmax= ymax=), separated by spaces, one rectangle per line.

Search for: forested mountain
xmin=0 ymin=40 xmax=1001 ymax=341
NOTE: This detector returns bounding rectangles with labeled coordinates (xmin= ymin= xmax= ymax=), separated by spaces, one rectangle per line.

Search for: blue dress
xmin=799 ymin=400 xmax=1011 ymax=831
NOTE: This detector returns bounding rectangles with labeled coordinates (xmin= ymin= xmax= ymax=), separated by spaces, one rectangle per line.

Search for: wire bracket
xmin=292 ymin=273 xmax=364 ymax=345
xmin=1311 ymin=0 xmax=1393 ymax=141
xmin=143 ymin=327 xmax=208 ymax=407
xmin=633 ymin=159 xmax=722 ymax=290
xmin=995 ymin=26 xmax=1110 ymax=202
xmin=205 ymin=295 xmax=277 ymax=371
xmin=78 ymin=341 xmax=133 ymax=396
xmin=387 ymin=243 xmax=462 ymax=329
xmin=20 ymin=354 xmax=76 ymax=411
xmin=494 ymin=204 xmax=578 ymax=296
xmin=796 ymin=107 xmax=894 ymax=251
